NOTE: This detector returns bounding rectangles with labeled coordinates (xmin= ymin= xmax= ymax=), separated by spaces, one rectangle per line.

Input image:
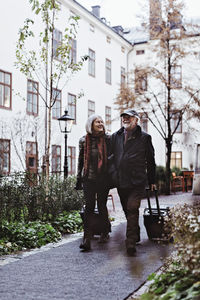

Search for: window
xmin=139 ymin=113 xmax=148 ymax=132
xmin=52 ymin=88 xmax=61 ymax=119
xmin=0 ymin=139 xmax=10 ymax=175
xmin=105 ymin=59 xmax=111 ymax=84
xmin=68 ymin=146 xmax=76 ymax=175
xmin=26 ymin=141 xmax=38 ymax=173
xmin=135 ymin=69 xmax=147 ymax=93
xmin=0 ymin=69 xmax=12 ymax=109
xmin=88 ymin=49 xmax=95 ymax=77
xmin=105 ymin=106 xmax=111 ymax=131
xmin=136 ymin=50 xmax=145 ymax=55
xmin=68 ymin=93 xmax=76 ymax=123
xmin=27 ymin=79 xmax=39 ymax=116
xmin=53 ymin=28 xmax=62 ymax=60
xmin=171 ymin=65 xmax=182 ymax=89
xmin=171 ymin=151 xmax=182 ymax=169
xmin=121 ymin=67 xmax=126 ymax=85
xmin=106 ymin=36 xmax=111 ymax=43
xmin=52 ymin=145 xmax=61 ymax=173
xmin=171 ymin=111 xmax=182 ymax=133
xmin=89 ymin=24 xmax=95 ymax=32
xmin=88 ymin=100 xmax=95 ymax=117
xmin=69 ymin=39 xmax=77 ymax=64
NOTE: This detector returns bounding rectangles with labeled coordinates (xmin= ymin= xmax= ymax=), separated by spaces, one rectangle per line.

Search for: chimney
xmin=91 ymin=5 xmax=100 ymax=18
xmin=149 ymin=0 xmax=162 ymax=39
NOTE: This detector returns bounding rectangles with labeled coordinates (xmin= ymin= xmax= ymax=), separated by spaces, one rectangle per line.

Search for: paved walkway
xmin=0 ymin=191 xmax=199 ymax=300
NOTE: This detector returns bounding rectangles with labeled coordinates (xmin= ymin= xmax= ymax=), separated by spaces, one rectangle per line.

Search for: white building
xmin=0 ymin=0 xmax=199 ymax=177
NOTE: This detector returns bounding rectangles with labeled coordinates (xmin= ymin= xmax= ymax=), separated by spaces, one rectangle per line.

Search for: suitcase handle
xmin=146 ymin=188 xmax=161 ymax=217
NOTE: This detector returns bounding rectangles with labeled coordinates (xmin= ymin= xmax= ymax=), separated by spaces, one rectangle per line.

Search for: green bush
xmin=0 ymin=210 xmax=84 ymax=256
xmin=0 ymin=173 xmax=84 ymax=224
xmin=52 ymin=211 xmax=83 ymax=234
xmin=155 ymin=165 xmax=166 ymax=194
xmin=140 ymin=203 xmax=200 ymax=300
xmin=171 ymin=166 xmax=182 ymax=176
xmin=0 ymin=220 xmax=61 ymax=255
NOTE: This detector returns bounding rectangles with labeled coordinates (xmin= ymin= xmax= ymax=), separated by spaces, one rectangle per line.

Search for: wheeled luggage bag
xmin=143 ymin=188 xmax=170 ymax=240
xmin=80 ymin=207 xmax=111 ymax=236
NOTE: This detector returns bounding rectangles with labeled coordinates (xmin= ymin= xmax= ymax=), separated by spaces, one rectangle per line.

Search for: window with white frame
xmin=171 ymin=111 xmax=182 ymax=133
xmin=52 ymin=145 xmax=61 ymax=173
xmin=171 ymin=151 xmax=182 ymax=169
xmin=68 ymin=93 xmax=76 ymax=123
xmin=121 ymin=67 xmax=126 ymax=85
xmin=68 ymin=146 xmax=76 ymax=175
xmin=171 ymin=65 xmax=182 ymax=89
xmin=26 ymin=141 xmax=38 ymax=173
xmin=27 ymin=79 xmax=39 ymax=116
xmin=69 ymin=39 xmax=77 ymax=64
xmin=105 ymin=59 xmax=111 ymax=84
xmin=136 ymin=50 xmax=145 ymax=55
xmin=53 ymin=28 xmax=62 ymax=60
xmin=106 ymin=36 xmax=111 ymax=43
xmin=52 ymin=88 xmax=61 ymax=119
xmin=89 ymin=24 xmax=95 ymax=32
xmin=105 ymin=106 xmax=111 ymax=131
xmin=135 ymin=69 xmax=147 ymax=93
xmin=0 ymin=69 xmax=12 ymax=109
xmin=88 ymin=100 xmax=95 ymax=117
xmin=0 ymin=139 xmax=10 ymax=175
xmin=88 ymin=48 xmax=95 ymax=77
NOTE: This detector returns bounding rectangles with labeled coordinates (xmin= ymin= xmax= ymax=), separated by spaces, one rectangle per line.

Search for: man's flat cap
xmin=120 ymin=109 xmax=140 ymax=119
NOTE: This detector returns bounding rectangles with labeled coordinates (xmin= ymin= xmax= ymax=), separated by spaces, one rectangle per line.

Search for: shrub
xmin=0 ymin=173 xmax=84 ymax=224
xmin=140 ymin=203 xmax=200 ymax=299
xmin=155 ymin=165 xmax=166 ymax=194
xmin=0 ymin=220 xmax=61 ymax=255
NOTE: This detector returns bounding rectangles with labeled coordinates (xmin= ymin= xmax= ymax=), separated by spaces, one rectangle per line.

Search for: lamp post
xmin=58 ymin=110 xmax=74 ymax=178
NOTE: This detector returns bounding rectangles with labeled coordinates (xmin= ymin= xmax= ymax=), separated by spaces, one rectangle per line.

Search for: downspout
xmin=127 ymin=43 xmax=134 ymax=86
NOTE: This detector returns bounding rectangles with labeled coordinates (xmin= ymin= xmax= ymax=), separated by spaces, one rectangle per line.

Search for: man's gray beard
xmin=123 ymin=123 xmax=131 ymax=129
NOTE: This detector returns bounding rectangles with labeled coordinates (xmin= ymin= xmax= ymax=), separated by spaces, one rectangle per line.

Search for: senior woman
xmin=76 ymin=114 xmax=111 ymax=251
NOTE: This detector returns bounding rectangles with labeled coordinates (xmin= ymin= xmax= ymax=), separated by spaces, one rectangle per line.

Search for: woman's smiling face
xmin=92 ymin=117 xmax=104 ymax=133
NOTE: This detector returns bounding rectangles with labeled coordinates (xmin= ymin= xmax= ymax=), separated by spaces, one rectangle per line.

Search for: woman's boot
xmin=79 ymin=238 xmax=91 ymax=251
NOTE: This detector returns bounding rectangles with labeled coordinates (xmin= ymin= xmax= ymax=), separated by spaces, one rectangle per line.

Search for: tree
xmin=115 ymin=0 xmax=200 ymax=194
xmin=15 ymin=0 xmax=87 ymax=180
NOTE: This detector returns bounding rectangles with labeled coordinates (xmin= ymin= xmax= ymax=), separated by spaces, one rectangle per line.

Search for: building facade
xmin=0 ymin=0 xmax=199 ymax=176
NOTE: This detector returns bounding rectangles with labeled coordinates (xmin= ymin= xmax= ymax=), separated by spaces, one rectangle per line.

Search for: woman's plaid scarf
xmin=83 ymin=133 xmax=107 ymax=177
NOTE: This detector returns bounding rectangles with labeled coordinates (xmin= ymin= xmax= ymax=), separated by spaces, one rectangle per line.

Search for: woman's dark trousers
xmin=83 ymin=179 xmax=110 ymax=239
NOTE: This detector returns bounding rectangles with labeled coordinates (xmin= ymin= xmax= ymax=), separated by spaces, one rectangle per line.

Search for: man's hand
xmin=150 ymin=184 xmax=157 ymax=191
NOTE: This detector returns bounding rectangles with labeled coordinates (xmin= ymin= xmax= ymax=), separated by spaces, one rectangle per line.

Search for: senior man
xmin=109 ymin=109 xmax=156 ymax=256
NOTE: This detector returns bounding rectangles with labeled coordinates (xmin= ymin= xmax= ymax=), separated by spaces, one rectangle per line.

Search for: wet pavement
xmin=0 ymin=191 xmax=199 ymax=300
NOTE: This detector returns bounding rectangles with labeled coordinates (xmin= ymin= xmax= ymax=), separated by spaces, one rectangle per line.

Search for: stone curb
xmin=125 ymin=268 xmax=162 ymax=300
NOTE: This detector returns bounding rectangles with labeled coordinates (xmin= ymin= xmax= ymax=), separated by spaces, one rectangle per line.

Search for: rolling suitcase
xmin=143 ymin=188 xmax=170 ymax=240
xmin=80 ymin=206 xmax=111 ymax=236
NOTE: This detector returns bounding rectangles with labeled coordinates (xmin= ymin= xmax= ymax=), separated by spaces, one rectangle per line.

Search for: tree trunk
xmin=165 ymin=138 xmax=172 ymax=194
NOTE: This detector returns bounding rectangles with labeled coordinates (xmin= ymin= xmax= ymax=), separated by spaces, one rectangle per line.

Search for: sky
xmin=77 ymin=0 xmax=200 ymax=28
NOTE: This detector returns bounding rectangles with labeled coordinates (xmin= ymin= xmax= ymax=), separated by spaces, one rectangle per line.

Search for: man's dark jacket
xmin=108 ymin=125 xmax=156 ymax=189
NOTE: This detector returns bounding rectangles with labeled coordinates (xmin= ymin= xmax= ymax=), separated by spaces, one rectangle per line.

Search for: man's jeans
xmin=117 ymin=187 xmax=143 ymax=248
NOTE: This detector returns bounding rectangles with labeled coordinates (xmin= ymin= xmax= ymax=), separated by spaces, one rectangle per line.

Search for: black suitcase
xmin=143 ymin=188 xmax=170 ymax=240
xmin=80 ymin=207 xmax=111 ymax=236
